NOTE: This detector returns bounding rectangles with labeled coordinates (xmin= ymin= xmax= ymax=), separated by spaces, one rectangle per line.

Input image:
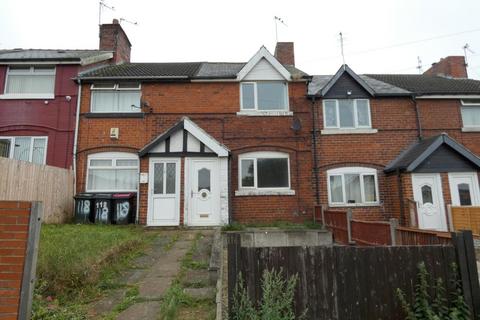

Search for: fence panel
xmin=323 ymin=210 xmax=348 ymax=244
xmin=0 ymin=158 xmax=74 ymax=223
xmin=350 ymin=220 xmax=392 ymax=245
xmin=396 ymin=226 xmax=451 ymax=245
xmin=451 ymin=206 xmax=480 ymax=236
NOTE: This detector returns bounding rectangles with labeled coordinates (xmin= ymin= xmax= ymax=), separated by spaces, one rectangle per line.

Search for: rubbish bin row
xmin=74 ymin=193 xmax=136 ymax=224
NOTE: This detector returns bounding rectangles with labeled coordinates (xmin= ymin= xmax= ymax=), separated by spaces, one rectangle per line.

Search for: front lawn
xmin=32 ymin=224 xmax=153 ymax=319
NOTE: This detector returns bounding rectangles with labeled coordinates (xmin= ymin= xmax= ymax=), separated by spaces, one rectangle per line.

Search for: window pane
xmin=92 ymin=83 xmax=116 ymax=89
xmin=116 ymin=159 xmax=138 ymax=167
xmin=198 ymin=168 xmax=210 ymax=191
xmin=458 ymin=183 xmax=472 ymax=206
xmin=329 ymin=175 xmax=343 ymax=203
xmin=117 ymin=82 xmax=140 ymax=89
xmin=363 ymin=174 xmax=377 ymax=202
xmin=13 ymin=137 xmax=31 ymax=161
xmin=241 ymin=83 xmax=255 ymax=109
xmin=421 ymin=185 xmax=433 ymax=204
xmin=116 ymin=169 xmax=138 ymax=190
xmin=241 ymin=159 xmax=254 ymax=187
xmin=356 ymin=100 xmax=370 ymax=127
xmin=461 ymin=106 xmax=480 ymax=127
xmin=0 ymin=139 xmax=11 ymax=158
xmin=166 ymin=163 xmax=176 ymax=194
xmin=88 ymin=169 xmax=116 ymax=190
xmin=32 ymin=138 xmax=46 ymax=164
xmin=257 ymin=82 xmax=287 ymax=110
xmin=92 ymin=91 xmax=116 ymax=112
xmin=345 ymin=174 xmax=361 ymax=203
xmin=90 ymin=159 xmax=112 ymax=167
xmin=338 ymin=100 xmax=355 ymax=128
xmin=324 ymin=101 xmax=337 ymax=127
xmin=154 ymin=163 xmax=164 ymax=194
xmin=257 ymin=158 xmax=288 ymax=188
xmin=118 ymin=91 xmax=141 ymax=112
xmin=8 ymin=66 xmax=30 ymax=73
xmin=6 ymin=74 xmax=54 ymax=94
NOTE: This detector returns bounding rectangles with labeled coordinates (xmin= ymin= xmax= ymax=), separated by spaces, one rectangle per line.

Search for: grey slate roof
xmin=78 ymin=62 xmax=309 ymax=80
xmin=0 ymin=49 xmax=112 ymax=64
xmin=367 ymin=74 xmax=480 ymax=95
xmin=384 ymin=133 xmax=480 ymax=173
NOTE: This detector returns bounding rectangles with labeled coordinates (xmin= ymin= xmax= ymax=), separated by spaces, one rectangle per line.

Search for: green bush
xmin=396 ymin=262 xmax=470 ymax=320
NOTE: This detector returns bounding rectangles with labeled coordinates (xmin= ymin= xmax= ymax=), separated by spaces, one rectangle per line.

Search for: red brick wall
xmin=424 ymin=56 xmax=467 ymax=78
xmin=99 ymin=20 xmax=131 ymax=64
xmin=76 ymin=81 xmax=314 ymax=224
xmin=0 ymin=201 xmax=31 ymax=320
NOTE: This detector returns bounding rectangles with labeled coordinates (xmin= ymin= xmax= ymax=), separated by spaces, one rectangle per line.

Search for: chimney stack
xmin=99 ymin=19 xmax=132 ymax=64
xmin=274 ymin=42 xmax=295 ymax=66
xmin=423 ymin=56 xmax=468 ymax=78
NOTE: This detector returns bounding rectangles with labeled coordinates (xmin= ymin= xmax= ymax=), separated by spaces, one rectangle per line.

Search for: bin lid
xmin=74 ymin=193 xmax=95 ymax=199
xmin=93 ymin=193 xmax=114 ymax=199
xmin=112 ymin=192 xmax=136 ymax=199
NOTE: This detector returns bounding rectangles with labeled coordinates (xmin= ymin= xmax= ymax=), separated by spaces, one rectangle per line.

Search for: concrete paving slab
xmin=117 ymin=301 xmax=161 ymax=320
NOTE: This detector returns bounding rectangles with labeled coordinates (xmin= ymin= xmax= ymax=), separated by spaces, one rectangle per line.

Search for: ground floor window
xmin=0 ymin=136 xmax=47 ymax=164
xmin=327 ymin=167 xmax=379 ymax=206
xmin=238 ymin=151 xmax=290 ymax=190
xmin=86 ymin=152 xmax=139 ymax=192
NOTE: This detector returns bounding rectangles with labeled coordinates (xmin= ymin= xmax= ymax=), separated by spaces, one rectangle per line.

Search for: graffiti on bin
xmin=117 ymin=202 xmax=130 ymax=218
xmin=77 ymin=200 xmax=91 ymax=215
xmin=96 ymin=200 xmax=110 ymax=221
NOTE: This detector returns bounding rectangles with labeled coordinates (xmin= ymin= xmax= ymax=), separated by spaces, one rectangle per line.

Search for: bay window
xmin=323 ymin=99 xmax=371 ymax=129
xmin=0 ymin=136 xmax=47 ymax=164
xmin=327 ymin=167 xmax=379 ymax=206
xmin=91 ymin=82 xmax=141 ymax=113
xmin=240 ymin=81 xmax=288 ymax=111
xmin=238 ymin=152 xmax=290 ymax=191
xmin=87 ymin=153 xmax=139 ymax=192
xmin=4 ymin=65 xmax=55 ymax=97
xmin=461 ymin=99 xmax=480 ymax=129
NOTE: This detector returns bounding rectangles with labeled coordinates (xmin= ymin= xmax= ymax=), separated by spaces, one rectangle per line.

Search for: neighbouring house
xmin=308 ymin=57 xmax=480 ymax=231
xmin=74 ymin=42 xmax=314 ymax=226
xmin=0 ymin=19 xmax=131 ymax=168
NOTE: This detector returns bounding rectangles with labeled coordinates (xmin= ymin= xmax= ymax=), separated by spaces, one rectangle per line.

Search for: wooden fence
xmin=227 ymin=231 xmax=480 ymax=320
xmin=0 ymin=158 xmax=74 ymax=223
xmin=449 ymin=205 xmax=480 ymax=236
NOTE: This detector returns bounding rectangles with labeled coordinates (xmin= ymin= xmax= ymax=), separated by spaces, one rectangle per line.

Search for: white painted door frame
xmin=412 ymin=173 xmax=448 ymax=231
xmin=147 ymin=157 xmax=181 ymax=226
xmin=448 ymin=172 xmax=480 ymax=206
xmin=184 ymin=157 xmax=221 ymax=226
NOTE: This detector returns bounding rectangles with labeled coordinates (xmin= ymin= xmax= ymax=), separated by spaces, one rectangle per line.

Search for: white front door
xmin=147 ymin=158 xmax=180 ymax=226
xmin=448 ymin=172 xmax=480 ymax=206
xmin=186 ymin=158 xmax=221 ymax=226
xmin=412 ymin=174 xmax=447 ymax=231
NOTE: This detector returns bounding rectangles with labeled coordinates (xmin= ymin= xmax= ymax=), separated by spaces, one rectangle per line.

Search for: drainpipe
xmin=72 ymin=80 xmax=82 ymax=197
xmin=397 ymin=169 xmax=405 ymax=225
xmin=311 ymin=96 xmax=320 ymax=205
xmin=412 ymin=95 xmax=423 ymax=141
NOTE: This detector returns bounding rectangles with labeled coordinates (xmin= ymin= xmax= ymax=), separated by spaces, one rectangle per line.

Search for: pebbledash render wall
xmin=75 ymin=81 xmax=315 ymax=224
xmin=313 ymin=96 xmax=480 ymax=223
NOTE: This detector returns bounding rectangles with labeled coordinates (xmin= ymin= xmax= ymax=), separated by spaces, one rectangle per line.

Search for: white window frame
xmin=86 ymin=152 xmax=139 ymax=192
xmin=238 ymin=151 xmax=291 ymax=191
xmin=322 ymin=99 xmax=372 ymax=129
xmin=460 ymin=99 xmax=480 ymax=130
xmin=240 ymin=81 xmax=289 ymax=112
xmin=327 ymin=167 xmax=379 ymax=206
xmin=1 ymin=65 xmax=56 ymax=99
xmin=0 ymin=136 xmax=48 ymax=164
xmin=90 ymin=83 xmax=142 ymax=113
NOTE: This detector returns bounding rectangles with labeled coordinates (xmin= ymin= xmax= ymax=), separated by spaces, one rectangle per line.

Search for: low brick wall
xmin=0 ymin=201 xmax=40 ymax=320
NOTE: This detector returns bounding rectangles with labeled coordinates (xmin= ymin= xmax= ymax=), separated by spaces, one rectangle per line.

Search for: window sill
xmin=461 ymin=127 xmax=480 ymax=132
xmin=0 ymin=94 xmax=55 ymax=100
xmin=84 ymin=112 xmax=145 ymax=118
xmin=329 ymin=203 xmax=380 ymax=208
xmin=236 ymin=111 xmax=293 ymax=117
xmin=235 ymin=189 xmax=296 ymax=196
xmin=321 ymin=128 xmax=378 ymax=135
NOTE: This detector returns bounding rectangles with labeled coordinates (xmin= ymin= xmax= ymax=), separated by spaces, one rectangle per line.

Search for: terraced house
xmin=74 ymin=40 xmax=313 ymax=226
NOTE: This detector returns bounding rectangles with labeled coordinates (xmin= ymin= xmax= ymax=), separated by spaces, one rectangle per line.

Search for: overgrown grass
xmin=32 ymin=224 xmax=154 ymax=319
xmin=222 ymin=220 xmax=323 ymax=231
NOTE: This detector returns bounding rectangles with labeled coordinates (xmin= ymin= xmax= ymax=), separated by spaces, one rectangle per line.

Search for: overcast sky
xmin=1 ymin=0 xmax=480 ymax=79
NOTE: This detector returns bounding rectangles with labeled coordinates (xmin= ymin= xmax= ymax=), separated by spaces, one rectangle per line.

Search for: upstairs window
xmin=0 ymin=136 xmax=47 ymax=164
xmin=239 ymin=151 xmax=290 ymax=190
xmin=91 ymin=82 xmax=141 ymax=113
xmin=327 ymin=167 xmax=379 ymax=206
xmin=5 ymin=65 xmax=55 ymax=96
xmin=461 ymin=99 xmax=480 ymax=128
xmin=240 ymin=81 xmax=288 ymax=111
xmin=323 ymin=99 xmax=371 ymax=129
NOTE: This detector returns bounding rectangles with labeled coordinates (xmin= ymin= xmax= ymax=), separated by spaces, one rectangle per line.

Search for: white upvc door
xmin=185 ymin=158 xmax=221 ymax=226
xmin=448 ymin=172 xmax=480 ymax=206
xmin=147 ymin=158 xmax=180 ymax=226
xmin=412 ymin=174 xmax=448 ymax=231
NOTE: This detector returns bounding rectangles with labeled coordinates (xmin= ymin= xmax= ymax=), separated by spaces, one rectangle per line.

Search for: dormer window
xmin=240 ymin=81 xmax=288 ymax=111
xmin=323 ymin=99 xmax=371 ymax=129
xmin=90 ymin=82 xmax=141 ymax=113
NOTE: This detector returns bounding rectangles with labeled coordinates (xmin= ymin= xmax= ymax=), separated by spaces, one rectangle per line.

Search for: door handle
xmin=191 ymin=190 xmax=194 ymax=198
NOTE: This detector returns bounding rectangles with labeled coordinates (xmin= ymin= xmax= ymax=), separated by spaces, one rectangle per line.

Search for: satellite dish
xmin=291 ymin=117 xmax=301 ymax=132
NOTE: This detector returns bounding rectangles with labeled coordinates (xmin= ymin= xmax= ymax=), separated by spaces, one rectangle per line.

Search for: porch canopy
xmin=138 ymin=117 xmax=229 ymax=158
xmin=384 ymin=133 xmax=480 ymax=173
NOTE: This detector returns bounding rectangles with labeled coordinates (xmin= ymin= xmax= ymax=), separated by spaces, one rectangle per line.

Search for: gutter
xmin=72 ymin=80 xmax=82 ymax=197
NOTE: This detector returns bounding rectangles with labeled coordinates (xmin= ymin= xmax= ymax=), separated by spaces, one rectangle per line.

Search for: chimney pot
xmin=112 ymin=19 xmax=119 ymax=24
